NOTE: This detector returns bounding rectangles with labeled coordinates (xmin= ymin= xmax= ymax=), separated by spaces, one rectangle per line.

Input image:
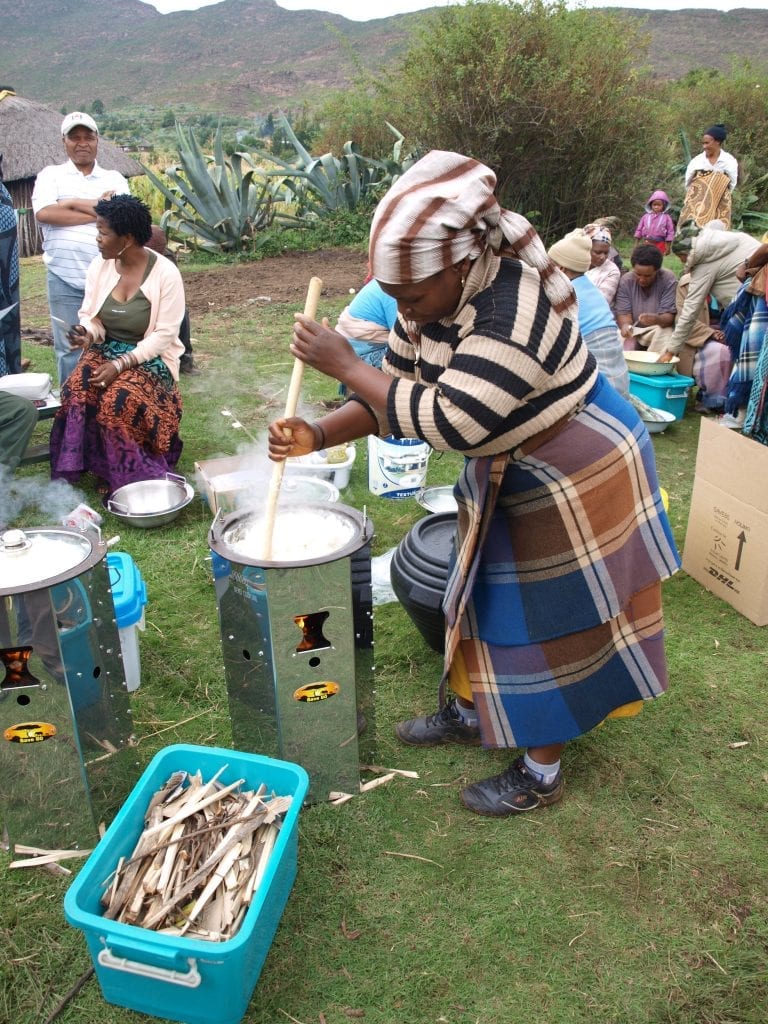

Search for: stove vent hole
xmin=294 ymin=611 xmax=330 ymax=653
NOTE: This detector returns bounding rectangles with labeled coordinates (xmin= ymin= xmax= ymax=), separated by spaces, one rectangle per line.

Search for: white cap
xmin=61 ymin=112 xmax=98 ymax=136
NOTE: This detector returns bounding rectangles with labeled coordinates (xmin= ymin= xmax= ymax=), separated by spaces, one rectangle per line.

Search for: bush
xmin=319 ymin=0 xmax=668 ymax=241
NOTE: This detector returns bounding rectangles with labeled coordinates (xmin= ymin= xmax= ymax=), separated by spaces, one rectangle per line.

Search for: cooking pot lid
xmin=0 ymin=527 xmax=102 ymax=593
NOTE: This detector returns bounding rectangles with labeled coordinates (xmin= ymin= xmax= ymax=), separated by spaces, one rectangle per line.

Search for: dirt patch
xmin=181 ymin=247 xmax=369 ymax=318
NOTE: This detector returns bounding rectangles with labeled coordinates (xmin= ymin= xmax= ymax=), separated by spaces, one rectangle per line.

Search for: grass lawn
xmin=1 ymin=256 xmax=766 ymax=1024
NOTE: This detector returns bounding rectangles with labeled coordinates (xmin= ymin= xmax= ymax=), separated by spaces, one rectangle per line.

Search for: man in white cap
xmin=32 ymin=112 xmax=130 ymax=384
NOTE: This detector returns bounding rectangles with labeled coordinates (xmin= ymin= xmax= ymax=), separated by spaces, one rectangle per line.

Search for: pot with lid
xmin=0 ymin=526 xmax=136 ymax=848
xmin=209 ymin=502 xmax=376 ymax=802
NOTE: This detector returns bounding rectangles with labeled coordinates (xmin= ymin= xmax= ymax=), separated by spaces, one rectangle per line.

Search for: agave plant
xmin=254 ymin=115 xmax=415 ymax=220
xmin=141 ymin=122 xmax=277 ymax=253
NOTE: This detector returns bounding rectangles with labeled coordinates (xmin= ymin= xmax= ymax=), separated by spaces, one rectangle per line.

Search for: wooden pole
xmin=262 ymin=276 xmax=323 ymax=560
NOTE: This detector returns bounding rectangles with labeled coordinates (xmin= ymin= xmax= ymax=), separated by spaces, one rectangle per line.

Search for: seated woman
xmin=583 ymin=222 xmax=621 ymax=306
xmin=336 ymin=278 xmax=397 ymax=369
xmin=50 ymin=195 xmax=185 ymax=494
xmin=335 ymin=277 xmax=397 ymax=398
xmin=548 ymin=228 xmax=629 ymax=396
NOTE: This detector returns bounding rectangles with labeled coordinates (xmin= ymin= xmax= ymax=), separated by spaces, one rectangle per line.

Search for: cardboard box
xmin=682 ymin=417 xmax=768 ymax=625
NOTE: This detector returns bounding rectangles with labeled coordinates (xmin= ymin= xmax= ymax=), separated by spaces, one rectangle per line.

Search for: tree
xmin=320 ymin=0 xmax=667 ymax=241
xmin=659 ymin=59 xmax=768 ymax=216
xmin=91 ymin=99 xmax=105 ymax=116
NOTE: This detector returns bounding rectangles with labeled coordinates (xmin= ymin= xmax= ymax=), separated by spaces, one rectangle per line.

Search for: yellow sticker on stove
xmin=293 ymin=682 xmax=340 ymax=703
xmin=4 ymin=722 xmax=57 ymax=744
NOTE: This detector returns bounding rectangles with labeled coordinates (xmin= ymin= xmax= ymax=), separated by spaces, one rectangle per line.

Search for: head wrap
xmin=584 ymin=222 xmax=612 ymax=244
xmin=671 ymin=221 xmax=700 ymax=256
xmin=369 ymin=150 xmax=576 ymax=316
xmin=704 ymin=124 xmax=727 ymax=143
xmin=548 ymin=230 xmax=592 ymax=274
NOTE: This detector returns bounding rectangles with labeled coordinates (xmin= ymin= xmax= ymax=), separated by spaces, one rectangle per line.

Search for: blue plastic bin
xmin=107 ymin=552 xmax=147 ymax=692
xmin=64 ymin=744 xmax=309 ymax=1024
xmin=628 ymin=371 xmax=695 ymax=420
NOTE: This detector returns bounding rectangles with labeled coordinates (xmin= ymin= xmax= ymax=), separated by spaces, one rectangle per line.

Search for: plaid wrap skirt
xmin=442 ymin=375 xmax=680 ymax=748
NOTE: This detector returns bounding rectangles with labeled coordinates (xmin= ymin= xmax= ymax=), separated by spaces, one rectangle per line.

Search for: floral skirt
xmin=50 ymin=339 xmax=183 ymax=492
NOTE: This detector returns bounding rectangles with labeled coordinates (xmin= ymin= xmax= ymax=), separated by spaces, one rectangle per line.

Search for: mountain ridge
xmin=2 ymin=0 xmax=767 ymax=116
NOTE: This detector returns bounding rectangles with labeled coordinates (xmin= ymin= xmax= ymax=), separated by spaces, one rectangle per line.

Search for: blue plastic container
xmin=64 ymin=744 xmax=309 ymax=1024
xmin=107 ymin=552 xmax=147 ymax=692
xmin=55 ymin=577 xmax=99 ymax=709
xmin=628 ymin=371 xmax=695 ymax=420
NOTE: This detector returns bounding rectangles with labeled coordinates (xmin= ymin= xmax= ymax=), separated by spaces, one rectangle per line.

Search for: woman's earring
xmin=460 ymin=276 xmax=465 ymax=288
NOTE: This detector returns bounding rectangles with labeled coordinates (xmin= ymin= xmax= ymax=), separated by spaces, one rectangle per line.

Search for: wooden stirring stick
xmin=262 ymin=276 xmax=324 ymax=560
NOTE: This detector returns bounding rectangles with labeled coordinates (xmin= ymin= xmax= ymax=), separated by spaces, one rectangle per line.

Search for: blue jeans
xmin=47 ymin=271 xmax=85 ymax=385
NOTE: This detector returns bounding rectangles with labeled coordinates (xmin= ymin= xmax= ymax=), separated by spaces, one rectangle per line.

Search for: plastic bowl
xmin=624 ymin=350 xmax=680 ymax=376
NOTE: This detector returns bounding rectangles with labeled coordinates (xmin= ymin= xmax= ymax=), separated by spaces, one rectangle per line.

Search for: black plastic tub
xmin=390 ymin=512 xmax=457 ymax=653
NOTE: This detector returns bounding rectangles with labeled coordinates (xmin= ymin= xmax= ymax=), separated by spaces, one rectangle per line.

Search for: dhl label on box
xmin=682 ymin=418 xmax=768 ymax=626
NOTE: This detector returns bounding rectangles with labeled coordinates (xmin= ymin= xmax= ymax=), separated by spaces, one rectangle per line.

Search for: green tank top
xmin=98 ymin=249 xmax=156 ymax=344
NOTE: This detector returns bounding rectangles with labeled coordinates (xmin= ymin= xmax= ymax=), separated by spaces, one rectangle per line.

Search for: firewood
xmin=101 ymin=770 xmax=292 ymax=941
xmin=359 ymin=773 xmax=396 ymax=793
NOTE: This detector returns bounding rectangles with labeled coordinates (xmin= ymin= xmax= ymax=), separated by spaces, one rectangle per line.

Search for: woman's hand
xmin=66 ymin=324 xmax=93 ymax=349
xmin=90 ymin=361 xmax=120 ymax=391
xmin=291 ymin=314 xmax=355 ymax=380
xmin=657 ymin=351 xmax=676 ymax=364
xmin=635 ymin=314 xmax=658 ymax=328
xmin=267 ymin=417 xmax=319 ymax=462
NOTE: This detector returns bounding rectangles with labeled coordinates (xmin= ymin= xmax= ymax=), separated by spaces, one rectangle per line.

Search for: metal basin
xmin=624 ymin=351 xmax=680 ymax=376
xmin=417 ymin=485 xmax=458 ymax=514
xmin=107 ymin=474 xmax=194 ymax=528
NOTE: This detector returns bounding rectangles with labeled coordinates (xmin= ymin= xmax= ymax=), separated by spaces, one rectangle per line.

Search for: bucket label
xmin=4 ymin=721 xmax=57 ymax=744
xmin=293 ymin=682 xmax=340 ymax=703
xmin=368 ymin=435 xmax=431 ymax=499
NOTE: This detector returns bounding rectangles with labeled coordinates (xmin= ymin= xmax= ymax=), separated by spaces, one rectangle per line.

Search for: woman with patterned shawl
xmin=679 ymin=124 xmax=738 ymax=231
xmin=0 ymin=156 xmax=22 ymax=375
xmin=50 ymin=195 xmax=184 ymax=494
xmin=268 ymin=151 xmax=680 ymax=818
xmin=719 ymin=240 xmax=768 ymax=430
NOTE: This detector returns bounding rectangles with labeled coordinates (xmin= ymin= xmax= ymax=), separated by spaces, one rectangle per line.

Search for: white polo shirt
xmin=32 ymin=159 xmax=130 ymax=289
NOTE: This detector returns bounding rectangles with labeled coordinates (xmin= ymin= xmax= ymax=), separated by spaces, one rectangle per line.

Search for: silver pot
xmin=107 ymin=473 xmax=193 ymax=528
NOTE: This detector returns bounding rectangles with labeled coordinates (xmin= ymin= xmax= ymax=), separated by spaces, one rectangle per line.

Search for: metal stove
xmin=209 ymin=503 xmax=375 ymax=802
xmin=0 ymin=527 xmax=135 ymax=849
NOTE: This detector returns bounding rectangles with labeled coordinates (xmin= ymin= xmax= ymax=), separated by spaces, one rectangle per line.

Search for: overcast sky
xmin=145 ymin=0 xmax=768 ymax=17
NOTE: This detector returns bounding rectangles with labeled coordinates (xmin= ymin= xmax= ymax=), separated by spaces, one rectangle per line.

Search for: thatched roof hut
xmin=0 ymin=91 xmax=144 ymax=258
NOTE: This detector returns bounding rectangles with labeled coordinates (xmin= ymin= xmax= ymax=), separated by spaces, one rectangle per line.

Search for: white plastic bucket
xmin=367 ymin=435 xmax=431 ymax=499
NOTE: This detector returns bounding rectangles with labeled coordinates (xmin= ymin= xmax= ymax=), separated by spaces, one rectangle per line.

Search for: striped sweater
xmin=370 ymin=249 xmax=597 ymax=457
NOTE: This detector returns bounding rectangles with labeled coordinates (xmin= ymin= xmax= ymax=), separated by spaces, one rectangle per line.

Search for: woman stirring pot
xmin=268 ymin=151 xmax=680 ymax=818
xmin=50 ymin=195 xmax=185 ymax=494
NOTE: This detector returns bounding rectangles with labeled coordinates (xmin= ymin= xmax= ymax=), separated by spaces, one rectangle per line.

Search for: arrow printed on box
xmin=735 ymin=531 xmax=747 ymax=571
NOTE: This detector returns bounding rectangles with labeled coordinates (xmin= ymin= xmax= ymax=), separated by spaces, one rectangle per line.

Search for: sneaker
xmin=395 ymin=698 xmax=481 ymax=747
xmin=719 ymin=409 xmax=746 ymax=429
xmin=460 ymin=756 xmax=564 ymax=817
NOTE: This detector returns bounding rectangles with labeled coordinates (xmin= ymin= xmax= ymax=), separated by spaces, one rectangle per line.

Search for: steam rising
xmin=0 ymin=466 xmax=87 ymax=528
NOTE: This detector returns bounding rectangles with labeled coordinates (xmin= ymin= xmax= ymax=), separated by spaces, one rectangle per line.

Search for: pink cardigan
xmin=78 ymin=250 xmax=186 ymax=381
